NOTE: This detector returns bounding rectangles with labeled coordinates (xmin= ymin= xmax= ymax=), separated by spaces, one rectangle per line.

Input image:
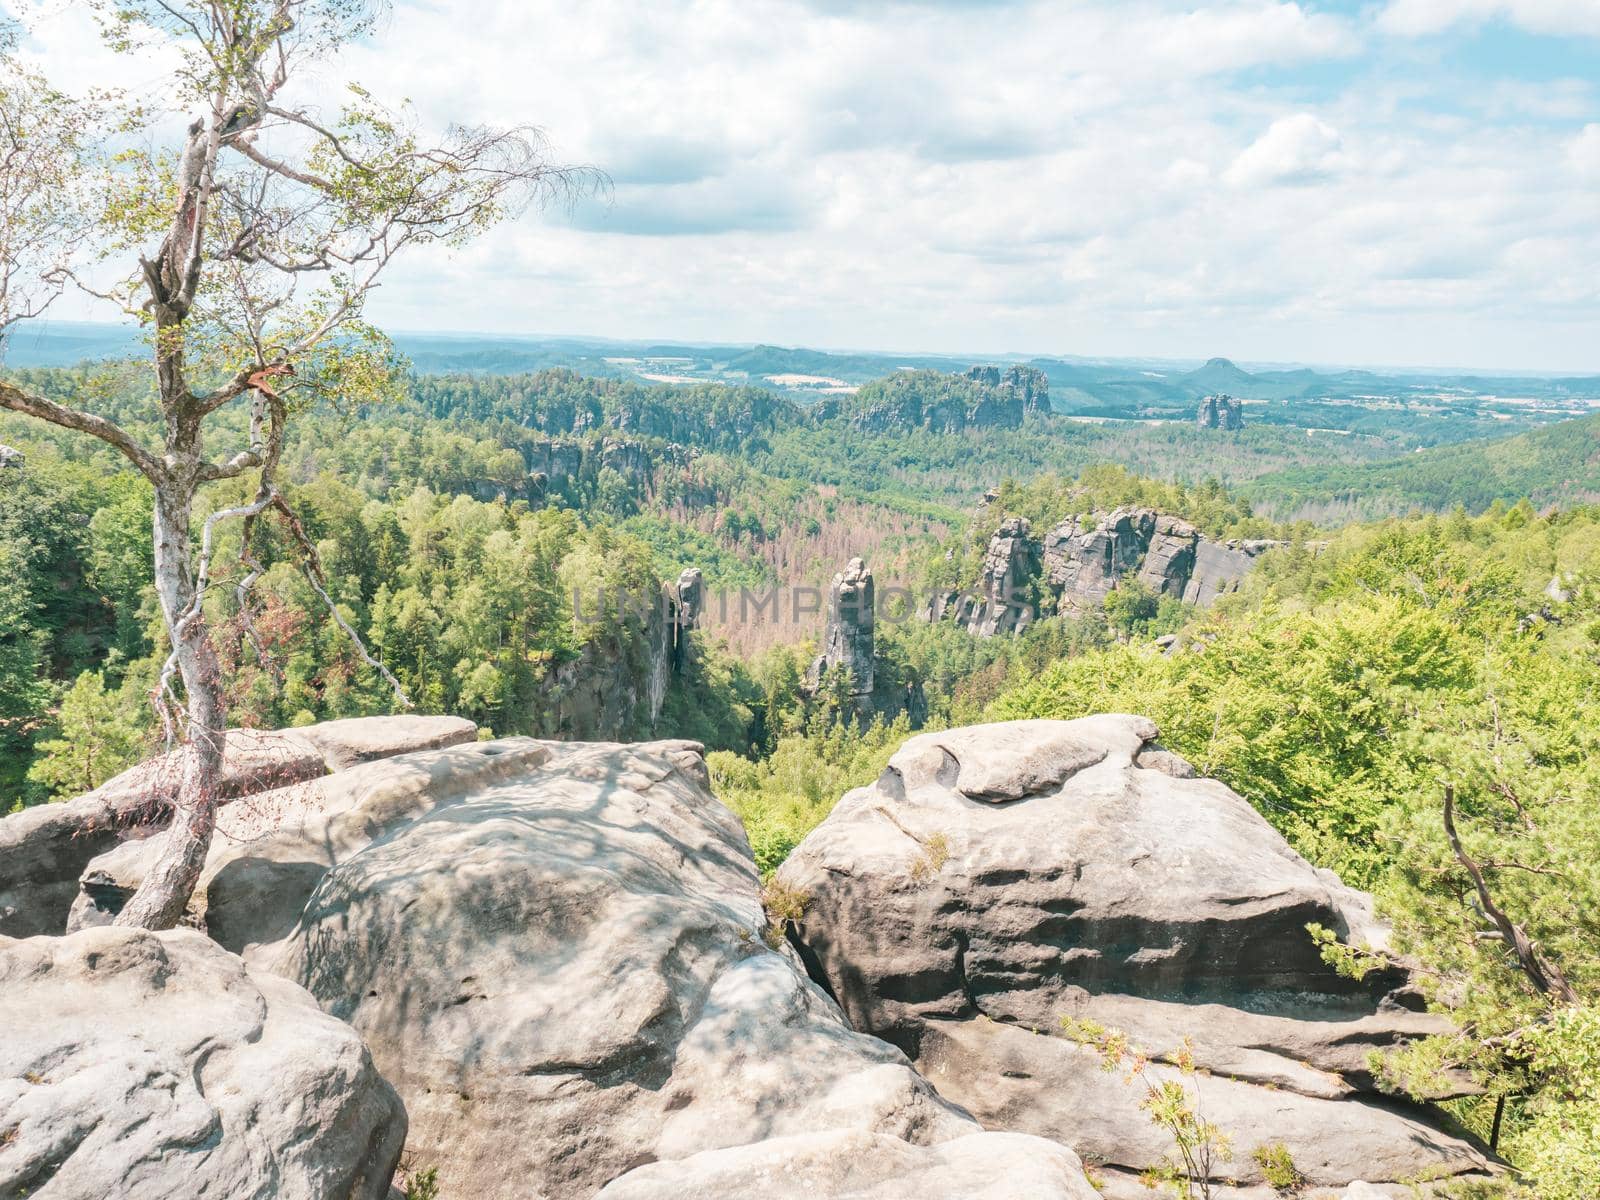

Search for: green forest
xmin=5 ymin=352 xmax=1600 ymax=1196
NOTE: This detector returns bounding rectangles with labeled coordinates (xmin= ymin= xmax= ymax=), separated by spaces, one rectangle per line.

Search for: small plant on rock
xmin=1251 ymin=1142 xmax=1305 ymax=1194
xmin=1063 ymin=1018 xmax=1232 ymax=1200
xmin=760 ymin=879 xmax=810 ymax=949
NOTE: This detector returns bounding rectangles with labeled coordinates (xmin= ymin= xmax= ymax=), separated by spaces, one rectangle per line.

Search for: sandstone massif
xmin=1 ymin=716 xmax=1495 ymax=1198
xmin=936 ymin=506 xmax=1277 ymax=636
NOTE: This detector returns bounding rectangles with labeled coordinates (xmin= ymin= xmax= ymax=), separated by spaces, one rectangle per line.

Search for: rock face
xmin=807 ymin=558 xmax=927 ymax=727
xmin=965 ymin=517 xmax=1038 ymax=636
xmin=67 ymin=736 xmax=1092 ymax=1199
xmin=944 ymin=506 xmax=1276 ymax=632
xmin=775 ymin=717 xmax=1497 ymax=1197
xmin=0 ymin=926 xmax=405 ymax=1200
xmin=0 ymin=715 xmax=476 ymax=938
xmin=809 ymin=556 xmax=877 ymax=695
xmin=1197 ymin=392 xmax=1244 ymax=430
xmin=673 ymin=566 xmax=705 ymax=669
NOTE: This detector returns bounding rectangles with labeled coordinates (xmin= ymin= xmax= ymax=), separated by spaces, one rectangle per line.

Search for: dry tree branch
xmin=1443 ymin=786 xmax=1579 ymax=1005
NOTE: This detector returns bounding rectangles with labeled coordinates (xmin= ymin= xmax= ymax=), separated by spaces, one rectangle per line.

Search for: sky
xmin=8 ymin=0 xmax=1600 ymax=372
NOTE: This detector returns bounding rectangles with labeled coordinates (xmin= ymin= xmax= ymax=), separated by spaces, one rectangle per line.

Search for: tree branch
xmin=1443 ymin=786 xmax=1579 ymax=1005
xmin=0 ymin=378 xmax=163 ymax=481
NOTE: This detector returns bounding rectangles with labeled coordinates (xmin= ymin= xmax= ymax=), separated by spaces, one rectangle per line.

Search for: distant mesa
xmin=1196 ymin=393 xmax=1244 ymax=431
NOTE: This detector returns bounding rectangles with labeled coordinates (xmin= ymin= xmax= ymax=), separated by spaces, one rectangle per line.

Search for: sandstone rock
xmin=289 ymin=714 xmax=477 ymax=772
xmin=810 ymin=556 xmax=877 ymax=694
xmin=73 ymin=736 xmax=1083 ymax=1198
xmin=1181 ymin=537 xmax=1267 ymax=606
xmin=967 ymin=517 xmax=1037 ymax=636
xmin=1197 ymin=393 xmax=1244 ymax=430
xmin=596 ymin=1129 xmax=1100 ymax=1199
xmin=674 ymin=566 xmax=705 ymax=670
xmin=0 ymin=926 xmax=404 ymax=1200
xmin=0 ymin=716 xmax=476 ymax=938
xmin=775 ymin=716 xmax=1494 ymax=1194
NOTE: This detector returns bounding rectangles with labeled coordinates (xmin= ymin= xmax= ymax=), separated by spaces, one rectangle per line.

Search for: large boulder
xmin=0 ymin=716 xmax=475 ymax=938
xmin=73 ymin=736 xmax=1091 ymax=1198
xmin=0 ymin=926 xmax=404 ymax=1200
xmin=775 ymin=716 xmax=1497 ymax=1196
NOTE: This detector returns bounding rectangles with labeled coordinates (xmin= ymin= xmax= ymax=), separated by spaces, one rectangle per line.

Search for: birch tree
xmin=0 ymin=1 xmax=590 ymax=928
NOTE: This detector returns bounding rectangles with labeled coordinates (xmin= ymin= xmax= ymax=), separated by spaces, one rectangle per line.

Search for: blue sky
xmin=11 ymin=0 xmax=1600 ymax=370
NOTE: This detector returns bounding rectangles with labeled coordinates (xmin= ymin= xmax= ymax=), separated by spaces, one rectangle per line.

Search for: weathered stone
xmin=0 ymin=444 xmax=22 ymax=470
xmin=775 ymin=716 xmax=1495 ymax=1194
xmin=967 ymin=517 xmax=1038 ymax=636
xmin=289 ymin=714 xmax=477 ymax=773
xmin=0 ymin=926 xmax=404 ymax=1200
xmin=596 ymin=1129 xmax=1100 ymax=1199
xmin=808 ymin=556 xmax=877 ymax=694
xmin=1197 ymin=393 xmax=1244 ymax=430
xmin=0 ymin=716 xmax=477 ymax=938
xmin=674 ymin=566 xmax=704 ymax=669
xmin=71 ymin=736 xmax=1085 ymax=1198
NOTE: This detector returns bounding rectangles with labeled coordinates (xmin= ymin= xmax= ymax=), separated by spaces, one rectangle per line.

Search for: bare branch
xmin=0 ymin=378 xmax=163 ymax=480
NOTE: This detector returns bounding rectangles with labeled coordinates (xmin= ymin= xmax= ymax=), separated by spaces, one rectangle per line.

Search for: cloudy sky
xmin=12 ymin=0 xmax=1600 ymax=370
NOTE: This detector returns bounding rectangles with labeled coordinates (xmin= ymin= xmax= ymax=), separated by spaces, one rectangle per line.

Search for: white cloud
xmin=7 ymin=0 xmax=1599 ymax=368
xmin=1225 ymin=114 xmax=1346 ymax=187
xmin=1380 ymin=0 xmax=1600 ymax=38
xmin=1571 ymin=124 xmax=1600 ymax=177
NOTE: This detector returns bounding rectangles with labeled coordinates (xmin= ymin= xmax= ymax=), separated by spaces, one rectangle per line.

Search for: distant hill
xmin=1180 ymin=357 xmax=1259 ymax=395
xmin=1245 ymin=411 xmax=1600 ymax=518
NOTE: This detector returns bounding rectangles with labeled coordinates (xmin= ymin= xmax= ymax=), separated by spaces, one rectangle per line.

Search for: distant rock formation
xmin=807 ymin=557 xmax=877 ymax=696
xmin=0 ymin=444 xmax=22 ymax=470
xmin=819 ymin=365 xmax=1050 ymax=434
xmin=807 ymin=557 xmax=926 ymax=727
xmin=775 ymin=716 xmax=1499 ymax=1198
xmin=673 ymin=567 xmax=704 ymax=670
xmin=1196 ymin=392 xmax=1244 ymax=430
xmin=936 ymin=507 xmax=1277 ymax=635
xmin=54 ymin=736 xmax=1095 ymax=1198
xmin=967 ymin=516 xmax=1039 ymax=637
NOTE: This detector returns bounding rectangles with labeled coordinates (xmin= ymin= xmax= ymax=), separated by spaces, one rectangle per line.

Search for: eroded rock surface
xmin=70 ymin=736 xmax=1088 ymax=1199
xmin=0 ymin=926 xmax=404 ymax=1200
xmin=775 ymin=716 xmax=1495 ymax=1195
xmin=0 ymin=715 xmax=475 ymax=938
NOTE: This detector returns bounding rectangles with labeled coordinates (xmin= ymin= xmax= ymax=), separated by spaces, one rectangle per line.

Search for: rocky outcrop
xmin=0 ymin=715 xmax=476 ymax=938
xmin=965 ymin=517 xmax=1039 ymax=636
xmin=0 ymin=926 xmax=404 ymax=1200
xmin=941 ymin=506 xmax=1276 ymax=631
xmin=820 ymin=366 xmax=1050 ymax=434
xmin=65 ymin=736 xmax=1093 ymax=1198
xmin=807 ymin=558 xmax=926 ymax=727
xmin=775 ymin=717 xmax=1497 ymax=1197
xmin=809 ymin=557 xmax=877 ymax=695
xmin=0 ymin=444 xmax=22 ymax=470
xmin=673 ymin=566 xmax=704 ymax=670
xmin=1197 ymin=393 xmax=1244 ymax=430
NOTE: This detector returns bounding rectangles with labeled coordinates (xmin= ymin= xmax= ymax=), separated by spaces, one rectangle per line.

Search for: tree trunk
xmin=113 ymin=481 xmax=228 ymax=930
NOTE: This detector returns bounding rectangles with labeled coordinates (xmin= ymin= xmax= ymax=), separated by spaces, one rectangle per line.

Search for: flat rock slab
xmin=776 ymin=715 xmax=1495 ymax=1193
xmin=0 ymin=926 xmax=404 ymax=1200
xmin=595 ymin=1128 xmax=1101 ymax=1199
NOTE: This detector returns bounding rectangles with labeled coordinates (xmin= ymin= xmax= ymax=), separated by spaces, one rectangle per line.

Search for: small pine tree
xmin=27 ymin=672 xmax=144 ymax=799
